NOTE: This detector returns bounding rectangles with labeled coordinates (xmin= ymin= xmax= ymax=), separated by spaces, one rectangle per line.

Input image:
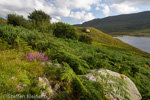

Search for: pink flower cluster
xmin=22 ymin=52 xmax=49 ymax=62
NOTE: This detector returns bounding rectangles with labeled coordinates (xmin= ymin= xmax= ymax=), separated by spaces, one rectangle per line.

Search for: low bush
xmin=0 ymin=24 xmax=43 ymax=46
xmin=79 ymin=34 xmax=92 ymax=44
xmin=53 ymin=22 xmax=79 ymax=40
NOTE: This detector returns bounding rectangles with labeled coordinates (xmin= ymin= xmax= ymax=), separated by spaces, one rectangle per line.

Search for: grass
xmin=76 ymin=27 xmax=149 ymax=55
xmin=0 ymin=17 xmax=7 ymax=24
xmin=0 ymin=49 xmax=45 ymax=99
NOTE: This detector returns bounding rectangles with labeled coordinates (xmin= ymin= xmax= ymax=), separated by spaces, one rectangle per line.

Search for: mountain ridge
xmin=75 ymin=11 xmax=150 ymax=36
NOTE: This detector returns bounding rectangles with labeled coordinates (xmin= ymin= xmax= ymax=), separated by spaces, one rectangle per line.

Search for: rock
xmin=53 ymin=64 xmax=62 ymax=67
xmin=42 ymin=62 xmax=62 ymax=67
xmin=22 ymin=84 xmax=27 ymax=87
xmin=16 ymin=84 xmax=28 ymax=91
xmin=37 ymin=77 xmax=55 ymax=99
xmin=54 ymin=83 xmax=60 ymax=91
xmin=85 ymin=29 xmax=90 ymax=33
xmin=42 ymin=62 xmax=52 ymax=66
xmin=41 ymin=86 xmax=54 ymax=99
xmin=86 ymin=69 xmax=142 ymax=100
xmin=37 ymin=77 xmax=49 ymax=89
xmin=41 ymin=91 xmax=47 ymax=98
xmin=47 ymin=86 xmax=54 ymax=96
xmin=16 ymin=85 xmax=24 ymax=91
xmin=16 ymin=58 xmax=20 ymax=60
xmin=10 ymin=76 xmax=15 ymax=80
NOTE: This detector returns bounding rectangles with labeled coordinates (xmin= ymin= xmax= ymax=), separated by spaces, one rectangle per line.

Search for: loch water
xmin=114 ymin=36 xmax=150 ymax=53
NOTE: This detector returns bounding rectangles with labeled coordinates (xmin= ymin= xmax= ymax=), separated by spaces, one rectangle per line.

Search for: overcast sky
xmin=0 ymin=0 xmax=150 ymax=24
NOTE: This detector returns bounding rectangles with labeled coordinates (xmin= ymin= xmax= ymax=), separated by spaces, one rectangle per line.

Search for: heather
xmin=22 ymin=52 xmax=49 ymax=62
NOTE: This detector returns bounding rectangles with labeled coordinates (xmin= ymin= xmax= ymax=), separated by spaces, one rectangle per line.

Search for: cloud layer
xmin=0 ymin=0 xmax=101 ymax=22
xmin=0 ymin=0 xmax=150 ymax=23
xmin=110 ymin=3 xmax=139 ymax=13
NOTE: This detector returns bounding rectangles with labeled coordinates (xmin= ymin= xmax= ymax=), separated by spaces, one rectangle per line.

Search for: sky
xmin=0 ymin=0 xmax=150 ymax=25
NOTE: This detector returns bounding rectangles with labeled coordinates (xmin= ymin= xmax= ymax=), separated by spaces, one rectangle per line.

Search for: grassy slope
xmin=76 ymin=27 xmax=149 ymax=55
xmin=0 ymin=17 xmax=7 ymax=24
xmin=0 ymin=24 xmax=150 ymax=99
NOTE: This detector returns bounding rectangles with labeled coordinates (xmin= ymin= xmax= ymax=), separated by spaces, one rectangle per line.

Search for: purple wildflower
xmin=22 ymin=52 xmax=49 ymax=62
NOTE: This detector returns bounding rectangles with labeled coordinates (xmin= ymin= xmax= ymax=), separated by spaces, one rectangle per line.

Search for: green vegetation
xmin=0 ymin=24 xmax=43 ymax=46
xmin=76 ymin=27 xmax=148 ymax=55
xmin=0 ymin=17 xmax=7 ymax=24
xmin=28 ymin=10 xmax=52 ymax=33
xmin=28 ymin=10 xmax=51 ymax=24
xmin=0 ymin=10 xmax=150 ymax=100
xmin=76 ymin=11 xmax=150 ymax=36
xmin=7 ymin=14 xmax=31 ymax=29
xmin=53 ymin=22 xmax=79 ymax=40
xmin=79 ymin=34 xmax=92 ymax=44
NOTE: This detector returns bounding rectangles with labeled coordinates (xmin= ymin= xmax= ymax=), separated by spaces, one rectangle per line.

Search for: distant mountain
xmin=75 ymin=11 xmax=150 ymax=36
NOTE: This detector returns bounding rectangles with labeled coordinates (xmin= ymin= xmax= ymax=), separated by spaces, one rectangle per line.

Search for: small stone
xmin=41 ymin=91 xmax=47 ymax=98
xmin=37 ymin=77 xmax=49 ymax=89
xmin=22 ymin=84 xmax=27 ymax=87
xmin=85 ymin=29 xmax=90 ymax=33
xmin=10 ymin=76 xmax=15 ymax=80
xmin=47 ymin=86 xmax=54 ymax=96
xmin=16 ymin=85 xmax=24 ymax=91
xmin=16 ymin=58 xmax=20 ymax=60
xmin=42 ymin=62 xmax=52 ymax=66
xmin=54 ymin=84 xmax=60 ymax=91
xmin=40 ymin=86 xmax=54 ymax=99
xmin=53 ymin=64 xmax=62 ymax=67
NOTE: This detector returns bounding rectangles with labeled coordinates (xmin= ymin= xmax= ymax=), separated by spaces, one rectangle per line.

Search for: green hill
xmin=76 ymin=27 xmax=148 ymax=55
xmin=75 ymin=11 xmax=150 ymax=36
xmin=0 ymin=17 xmax=7 ymax=24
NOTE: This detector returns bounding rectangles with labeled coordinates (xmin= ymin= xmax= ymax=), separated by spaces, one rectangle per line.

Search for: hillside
xmin=76 ymin=27 xmax=148 ymax=55
xmin=0 ymin=22 xmax=150 ymax=99
xmin=0 ymin=17 xmax=7 ymax=24
xmin=75 ymin=11 xmax=150 ymax=36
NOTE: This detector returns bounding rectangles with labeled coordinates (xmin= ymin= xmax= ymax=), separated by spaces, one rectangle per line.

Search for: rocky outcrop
xmin=86 ymin=69 xmax=142 ymax=100
xmin=37 ymin=77 xmax=60 ymax=100
xmin=37 ymin=77 xmax=54 ymax=99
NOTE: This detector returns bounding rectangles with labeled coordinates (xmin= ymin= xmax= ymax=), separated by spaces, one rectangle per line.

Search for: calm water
xmin=114 ymin=36 xmax=150 ymax=53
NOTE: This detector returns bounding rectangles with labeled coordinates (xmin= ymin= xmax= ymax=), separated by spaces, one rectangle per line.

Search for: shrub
xmin=7 ymin=14 xmax=31 ymax=29
xmin=28 ymin=10 xmax=52 ymax=33
xmin=0 ymin=24 xmax=43 ymax=46
xmin=79 ymin=34 xmax=92 ymax=44
xmin=28 ymin=10 xmax=51 ymax=24
xmin=53 ymin=22 xmax=79 ymax=40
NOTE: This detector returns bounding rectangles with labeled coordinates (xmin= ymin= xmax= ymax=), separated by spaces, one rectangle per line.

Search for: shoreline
xmin=111 ymin=35 xmax=150 ymax=37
